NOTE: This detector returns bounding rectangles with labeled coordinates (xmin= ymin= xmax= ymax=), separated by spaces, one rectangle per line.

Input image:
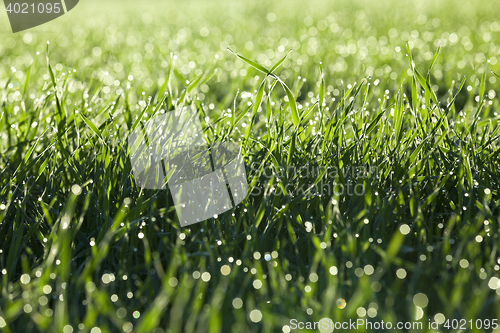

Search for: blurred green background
xmin=1 ymin=0 xmax=500 ymax=332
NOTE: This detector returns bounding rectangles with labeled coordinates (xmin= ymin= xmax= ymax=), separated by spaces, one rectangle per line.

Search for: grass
xmin=1 ymin=0 xmax=500 ymax=332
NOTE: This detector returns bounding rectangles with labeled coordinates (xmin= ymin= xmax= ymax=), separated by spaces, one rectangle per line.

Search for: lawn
xmin=1 ymin=0 xmax=500 ymax=332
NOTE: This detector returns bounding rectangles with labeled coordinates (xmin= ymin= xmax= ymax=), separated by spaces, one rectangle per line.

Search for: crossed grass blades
xmin=1 ymin=0 xmax=500 ymax=332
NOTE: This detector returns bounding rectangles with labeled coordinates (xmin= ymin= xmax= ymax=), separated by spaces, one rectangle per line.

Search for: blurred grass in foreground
xmin=1 ymin=0 xmax=500 ymax=332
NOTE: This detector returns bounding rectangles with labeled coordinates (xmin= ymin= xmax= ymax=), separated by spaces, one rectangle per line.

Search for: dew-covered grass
xmin=1 ymin=0 xmax=500 ymax=332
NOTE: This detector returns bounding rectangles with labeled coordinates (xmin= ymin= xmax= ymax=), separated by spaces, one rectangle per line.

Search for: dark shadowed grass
xmin=1 ymin=0 xmax=500 ymax=332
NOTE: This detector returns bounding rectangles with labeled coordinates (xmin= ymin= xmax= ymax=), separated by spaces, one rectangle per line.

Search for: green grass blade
xmin=365 ymin=110 xmax=385 ymax=136
xmin=227 ymin=47 xmax=269 ymax=74
xmin=79 ymin=113 xmax=107 ymax=146
xmin=427 ymin=44 xmax=441 ymax=76
xmin=244 ymin=79 xmax=266 ymax=147
xmin=447 ymin=76 xmax=466 ymax=110
xmin=278 ymin=78 xmax=300 ymax=127
xmin=269 ymin=49 xmax=292 ymax=74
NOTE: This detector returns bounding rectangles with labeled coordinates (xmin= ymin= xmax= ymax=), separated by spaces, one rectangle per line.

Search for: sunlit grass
xmin=1 ymin=0 xmax=500 ymax=332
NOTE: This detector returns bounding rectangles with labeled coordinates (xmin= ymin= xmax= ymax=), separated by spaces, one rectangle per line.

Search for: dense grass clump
xmin=1 ymin=0 xmax=500 ymax=332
